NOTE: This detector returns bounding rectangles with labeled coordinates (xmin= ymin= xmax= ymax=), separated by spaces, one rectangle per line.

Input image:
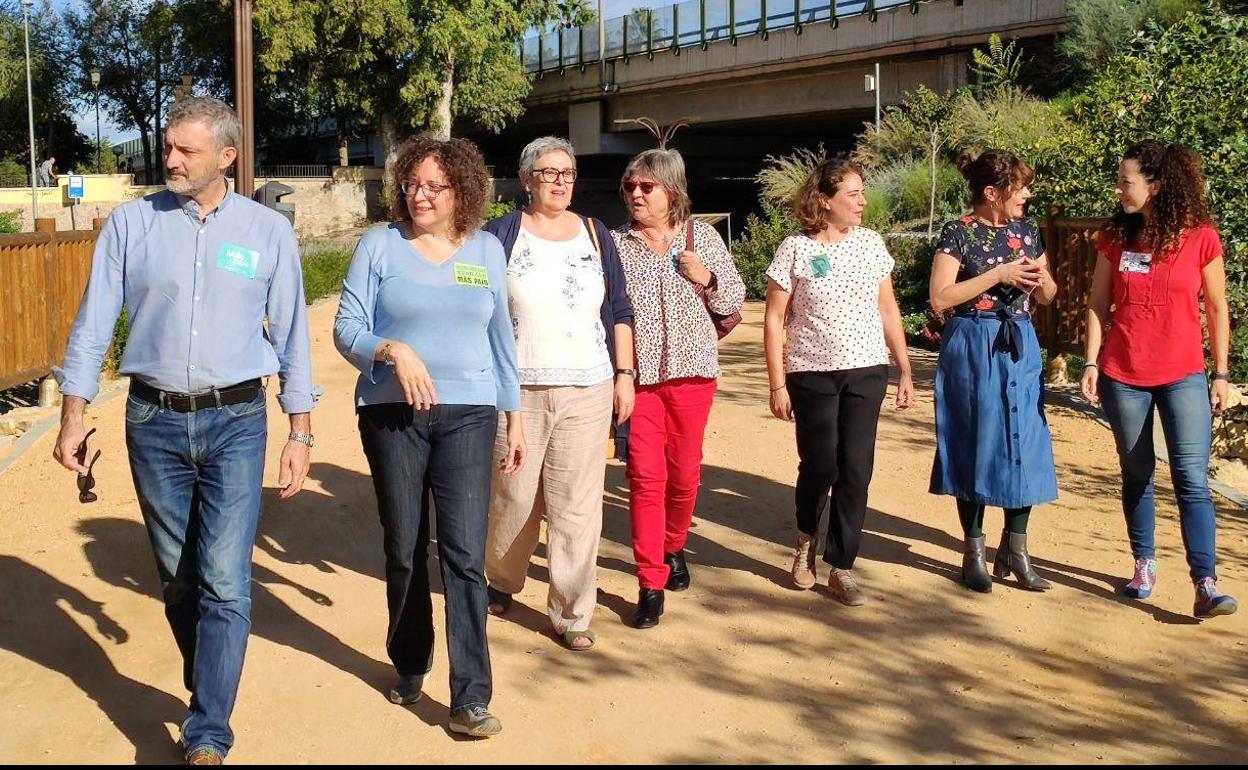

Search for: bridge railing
xmin=521 ymin=0 xmax=922 ymax=74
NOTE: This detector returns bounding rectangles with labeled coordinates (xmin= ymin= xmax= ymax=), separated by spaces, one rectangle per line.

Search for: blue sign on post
xmin=67 ymin=175 xmax=85 ymax=200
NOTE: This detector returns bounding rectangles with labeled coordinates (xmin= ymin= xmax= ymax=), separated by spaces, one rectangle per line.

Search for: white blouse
xmin=766 ymin=229 xmax=894 ymax=373
xmin=506 ymin=228 xmax=613 ymax=386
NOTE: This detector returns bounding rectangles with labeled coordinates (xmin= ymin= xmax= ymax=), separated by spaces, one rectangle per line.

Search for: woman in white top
xmin=481 ymin=136 xmax=636 ymax=650
xmin=764 ymin=159 xmax=914 ymax=606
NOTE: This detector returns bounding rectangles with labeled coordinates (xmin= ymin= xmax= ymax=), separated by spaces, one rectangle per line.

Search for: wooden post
xmin=93 ymin=217 xmax=107 ymax=231
xmin=34 ymin=218 xmax=56 ymax=234
xmin=233 ymin=0 xmax=255 ymax=197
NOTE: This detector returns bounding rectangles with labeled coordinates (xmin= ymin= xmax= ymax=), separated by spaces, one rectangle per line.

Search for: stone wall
xmin=0 ymin=167 xmax=385 ymax=238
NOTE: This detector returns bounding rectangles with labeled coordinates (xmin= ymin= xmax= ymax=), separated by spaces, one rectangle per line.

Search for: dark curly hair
xmin=958 ymin=149 xmax=1034 ymax=206
xmin=793 ymin=158 xmax=866 ymax=234
xmin=391 ymin=136 xmax=489 ymax=237
xmin=1102 ymin=140 xmax=1212 ymax=260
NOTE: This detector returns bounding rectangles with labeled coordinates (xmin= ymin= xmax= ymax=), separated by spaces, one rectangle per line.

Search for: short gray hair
xmin=166 ymin=97 xmax=242 ymax=152
xmin=621 ymin=148 xmax=691 ymax=226
xmin=518 ymin=136 xmax=577 ymax=179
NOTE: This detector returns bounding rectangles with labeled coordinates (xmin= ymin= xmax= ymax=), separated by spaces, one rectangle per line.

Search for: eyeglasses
xmin=623 ymin=179 xmax=660 ymax=195
xmin=532 ymin=167 xmax=577 ymax=184
xmin=401 ymin=181 xmax=452 ymax=199
xmin=76 ymin=427 xmax=101 ymax=504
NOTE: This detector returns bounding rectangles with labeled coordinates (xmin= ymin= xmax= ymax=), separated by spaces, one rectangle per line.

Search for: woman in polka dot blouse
xmin=763 ymin=159 xmax=915 ymax=607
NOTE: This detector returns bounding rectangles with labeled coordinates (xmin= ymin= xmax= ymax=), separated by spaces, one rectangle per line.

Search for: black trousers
xmin=788 ymin=366 xmax=888 ymax=569
xmin=357 ymin=402 xmax=498 ymax=712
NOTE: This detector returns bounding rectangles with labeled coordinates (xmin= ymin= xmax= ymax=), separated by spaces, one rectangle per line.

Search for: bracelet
xmin=1082 ymin=363 xmax=1098 ymax=370
xmin=1211 ymin=372 xmax=1232 ymax=383
xmin=615 ymin=368 xmax=636 ymax=378
xmin=770 ymin=384 xmax=786 ymax=393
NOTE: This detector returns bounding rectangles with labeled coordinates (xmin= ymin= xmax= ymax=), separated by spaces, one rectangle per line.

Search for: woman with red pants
xmin=611 ymin=149 xmax=745 ymax=628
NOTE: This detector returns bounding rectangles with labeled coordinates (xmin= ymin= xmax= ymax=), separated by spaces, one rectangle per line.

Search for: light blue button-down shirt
xmin=54 ymin=188 xmax=318 ymax=414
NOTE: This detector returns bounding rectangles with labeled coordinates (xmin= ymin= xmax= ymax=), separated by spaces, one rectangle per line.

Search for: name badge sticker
xmin=1120 ymin=250 xmax=1152 ymax=274
xmin=216 ymin=243 xmax=260 ymax=279
xmin=454 ymin=263 xmax=491 ymax=288
xmin=809 ymin=254 xmax=831 ymax=278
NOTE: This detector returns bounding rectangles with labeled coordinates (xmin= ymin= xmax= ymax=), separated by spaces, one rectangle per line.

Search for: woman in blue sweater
xmin=333 ymin=137 xmax=523 ymax=738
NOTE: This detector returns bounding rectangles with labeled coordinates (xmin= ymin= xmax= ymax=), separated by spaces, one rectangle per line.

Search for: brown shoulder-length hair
xmin=1102 ymin=140 xmax=1213 ymax=259
xmin=793 ymin=158 xmax=865 ymax=234
xmin=958 ymin=149 xmax=1034 ymax=206
xmin=391 ymin=136 xmax=490 ymax=237
xmin=620 ymin=149 xmax=691 ymax=227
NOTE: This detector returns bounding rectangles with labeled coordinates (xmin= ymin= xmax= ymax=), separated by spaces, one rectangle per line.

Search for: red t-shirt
xmin=1098 ymin=224 xmax=1223 ymax=387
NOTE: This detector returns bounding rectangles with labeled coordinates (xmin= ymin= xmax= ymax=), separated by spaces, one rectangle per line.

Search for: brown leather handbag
xmin=684 ymin=220 xmax=741 ymax=339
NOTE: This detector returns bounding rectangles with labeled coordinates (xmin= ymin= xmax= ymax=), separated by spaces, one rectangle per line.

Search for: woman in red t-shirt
xmin=1081 ymin=141 xmax=1237 ymax=619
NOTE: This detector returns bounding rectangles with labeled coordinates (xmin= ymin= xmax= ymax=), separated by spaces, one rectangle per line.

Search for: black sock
xmin=1004 ymin=506 xmax=1032 ymax=534
xmin=957 ymin=499 xmax=985 ymax=539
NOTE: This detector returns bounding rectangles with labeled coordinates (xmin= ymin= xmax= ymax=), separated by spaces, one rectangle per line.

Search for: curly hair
xmin=1103 ymin=140 xmax=1212 ymax=259
xmin=391 ymin=136 xmax=490 ymax=237
xmin=958 ymin=149 xmax=1034 ymax=206
xmin=793 ymin=158 xmax=865 ymax=234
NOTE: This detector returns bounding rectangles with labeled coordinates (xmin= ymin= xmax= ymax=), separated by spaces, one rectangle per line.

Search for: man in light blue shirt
xmin=51 ymin=97 xmax=316 ymax=766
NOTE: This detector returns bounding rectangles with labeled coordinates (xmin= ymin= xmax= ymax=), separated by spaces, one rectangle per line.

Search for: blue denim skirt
xmin=929 ymin=315 xmax=1059 ymax=508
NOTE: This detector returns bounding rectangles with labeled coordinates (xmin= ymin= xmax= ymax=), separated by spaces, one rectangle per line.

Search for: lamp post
xmin=21 ymin=0 xmax=38 ymax=221
xmin=233 ymin=0 xmax=255 ymax=196
xmin=90 ymin=69 xmax=102 ymax=173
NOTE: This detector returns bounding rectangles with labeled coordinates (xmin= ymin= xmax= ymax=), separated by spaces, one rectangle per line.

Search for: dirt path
xmin=1 ymin=301 xmax=1244 ymax=764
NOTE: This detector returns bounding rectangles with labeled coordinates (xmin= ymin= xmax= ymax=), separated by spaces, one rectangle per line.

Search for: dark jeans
xmin=1099 ymin=372 xmax=1217 ymax=580
xmin=358 ymin=402 xmax=497 ymax=711
xmin=788 ymin=366 xmax=888 ymax=569
xmin=124 ymin=389 xmax=267 ymax=756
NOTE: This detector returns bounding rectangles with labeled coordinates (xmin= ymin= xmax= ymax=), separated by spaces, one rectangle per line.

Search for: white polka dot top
xmin=765 ymin=229 xmax=894 ymax=373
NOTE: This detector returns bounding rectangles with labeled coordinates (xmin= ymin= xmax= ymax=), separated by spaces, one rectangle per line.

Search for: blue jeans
xmin=124 ymin=389 xmax=267 ymax=756
xmin=358 ymin=403 xmax=497 ymax=711
xmin=1099 ymin=372 xmax=1217 ymax=580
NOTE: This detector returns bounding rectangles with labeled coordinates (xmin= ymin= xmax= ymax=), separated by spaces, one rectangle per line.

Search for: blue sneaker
xmin=1124 ymin=557 xmax=1157 ymax=599
xmin=1194 ymin=577 xmax=1238 ymax=619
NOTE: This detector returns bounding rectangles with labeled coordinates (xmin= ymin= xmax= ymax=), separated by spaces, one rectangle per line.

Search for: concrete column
xmin=940 ymin=52 xmax=970 ymax=92
xmin=569 ymin=101 xmax=604 ymax=155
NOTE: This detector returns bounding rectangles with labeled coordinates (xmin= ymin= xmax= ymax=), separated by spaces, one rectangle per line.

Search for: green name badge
xmin=809 ymin=254 xmax=831 ymax=278
xmin=216 ymin=243 xmax=260 ymax=279
xmin=454 ymin=263 xmax=490 ymax=288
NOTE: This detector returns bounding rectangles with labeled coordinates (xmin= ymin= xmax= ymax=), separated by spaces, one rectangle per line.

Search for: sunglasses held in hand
xmin=76 ymin=427 xmax=101 ymax=504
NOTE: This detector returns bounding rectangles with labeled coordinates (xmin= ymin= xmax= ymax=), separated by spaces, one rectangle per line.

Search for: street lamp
xmin=21 ymin=0 xmax=37 ymax=221
xmin=90 ymin=69 xmax=102 ymax=174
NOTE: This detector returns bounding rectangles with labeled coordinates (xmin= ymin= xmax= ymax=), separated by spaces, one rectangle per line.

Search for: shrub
xmin=300 ymin=240 xmax=355 ymax=303
xmin=0 ymin=210 xmax=20 ymax=233
xmin=0 ymin=158 xmax=28 ymax=187
xmin=732 ymin=201 xmax=797 ymax=300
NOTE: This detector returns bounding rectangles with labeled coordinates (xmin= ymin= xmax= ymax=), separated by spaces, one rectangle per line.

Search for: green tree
xmin=1059 ymin=0 xmax=1198 ymax=79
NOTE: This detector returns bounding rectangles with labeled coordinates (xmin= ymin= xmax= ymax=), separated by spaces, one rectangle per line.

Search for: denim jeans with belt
xmin=358 ymin=402 xmax=497 ymax=711
xmin=1099 ymin=372 xmax=1217 ymax=580
xmin=124 ymin=388 xmax=268 ymax=756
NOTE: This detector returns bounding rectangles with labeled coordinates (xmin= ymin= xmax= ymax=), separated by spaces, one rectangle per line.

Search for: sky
xmin=65 ymin=0 xmax=680 ymax=146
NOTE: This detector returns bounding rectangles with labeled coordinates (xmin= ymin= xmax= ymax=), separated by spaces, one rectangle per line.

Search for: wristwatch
xmin=288 ymin=431 xmax=315 ymax=448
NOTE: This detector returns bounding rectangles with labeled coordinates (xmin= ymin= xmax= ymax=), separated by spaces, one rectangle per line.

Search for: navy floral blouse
xmin=935 ymin=216 xmax=1046 ymax=315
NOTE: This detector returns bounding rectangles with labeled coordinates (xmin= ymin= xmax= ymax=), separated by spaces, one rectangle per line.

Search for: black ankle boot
xmin=993 ymin=531 xmax=1051 ymax=591
xmin=961 ymin=535 xmax=992 ymax=593
xmin=632 ymin=588 xmax=665 ymax=629
xmin=664 ymin=550 xmax=690 ymax=591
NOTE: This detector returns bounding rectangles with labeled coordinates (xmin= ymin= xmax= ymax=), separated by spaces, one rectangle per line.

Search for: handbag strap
xmin=685 ymin=219 xmax=696 ymax=254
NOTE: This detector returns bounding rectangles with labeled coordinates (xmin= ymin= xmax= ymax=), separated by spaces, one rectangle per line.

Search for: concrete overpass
xmin=467 ymin=0 xmax=1071 ymax=226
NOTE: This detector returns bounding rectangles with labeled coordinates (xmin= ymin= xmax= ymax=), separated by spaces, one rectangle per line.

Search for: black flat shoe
xmin=632 ymin=588 xmax=665 ymax=629
xmin=664 ymin=550 xmax=690 ymax=592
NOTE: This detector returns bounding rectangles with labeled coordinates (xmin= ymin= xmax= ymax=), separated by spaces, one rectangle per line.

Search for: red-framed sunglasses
xmin=623 ymin=179 xmax=660 ymax=195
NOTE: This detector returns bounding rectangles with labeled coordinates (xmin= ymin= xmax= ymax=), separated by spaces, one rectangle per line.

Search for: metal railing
xmin=256 ymin=165 xmax=333 ymax=178
xmin=520 ymin=0 xmax=922 ymax=74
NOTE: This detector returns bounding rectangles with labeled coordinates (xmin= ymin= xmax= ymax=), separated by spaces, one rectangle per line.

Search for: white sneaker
xmin=791 ymin=535 xmax=816 ymax=589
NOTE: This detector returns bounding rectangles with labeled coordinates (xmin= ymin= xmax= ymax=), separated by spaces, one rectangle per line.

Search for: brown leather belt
xmin=130 ymin=378 xmax=263 ymax=413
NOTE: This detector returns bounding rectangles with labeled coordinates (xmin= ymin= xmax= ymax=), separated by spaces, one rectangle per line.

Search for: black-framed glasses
xmin=76 ymin=427 xmax=101 ymax=504
xmin=401 ymin=181 xmax=453 ymax=199
xmin=532 ymin=167 xmax=577 ymax=184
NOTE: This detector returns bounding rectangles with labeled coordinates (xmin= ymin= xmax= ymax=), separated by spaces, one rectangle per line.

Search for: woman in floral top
xmin=928 ymin=149 xmax=1059 ymax=595
xmin=610 ymin=148 xmax=746 ymax=629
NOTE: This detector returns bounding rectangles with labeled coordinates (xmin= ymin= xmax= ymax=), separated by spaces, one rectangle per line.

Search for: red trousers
xmin=627 ymin=377 xmax=718 ymax=590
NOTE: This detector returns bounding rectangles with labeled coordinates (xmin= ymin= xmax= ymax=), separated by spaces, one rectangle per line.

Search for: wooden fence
xmin=0 ymin=219 xmax=102 ymax=391
xmin=1034 ymin=211 xmax=1106 ymax=355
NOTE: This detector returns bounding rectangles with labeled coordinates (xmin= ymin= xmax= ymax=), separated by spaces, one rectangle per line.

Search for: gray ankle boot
xmin=993 ymin=531 xmax=1051 ymax=591
xmin=962 ymin=535 xmax=992 ymax=593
